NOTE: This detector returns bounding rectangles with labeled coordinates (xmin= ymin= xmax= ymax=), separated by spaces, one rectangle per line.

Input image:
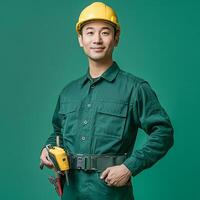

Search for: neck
xmin=88 ymin=58 xmax=113 ymax=78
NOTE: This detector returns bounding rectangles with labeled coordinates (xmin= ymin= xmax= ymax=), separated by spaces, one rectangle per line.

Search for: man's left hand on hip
xmin=100 ymin=164 xmax=132 ymax=187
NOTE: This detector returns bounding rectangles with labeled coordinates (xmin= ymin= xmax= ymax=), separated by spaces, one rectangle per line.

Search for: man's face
xmin=78 ymin=21 xmax=120 ymax=62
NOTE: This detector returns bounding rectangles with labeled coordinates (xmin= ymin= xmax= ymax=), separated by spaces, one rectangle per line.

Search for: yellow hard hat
xmin=76 ymin=2 xmax=120 ymax=34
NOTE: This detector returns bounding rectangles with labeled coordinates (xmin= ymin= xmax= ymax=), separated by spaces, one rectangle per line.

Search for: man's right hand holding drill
xmin=40 ymin=148 xmax=54 ymax=169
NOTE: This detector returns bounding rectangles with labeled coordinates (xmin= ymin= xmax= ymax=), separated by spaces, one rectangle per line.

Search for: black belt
xmin=68 ymin=153 xmax=127 ymax=172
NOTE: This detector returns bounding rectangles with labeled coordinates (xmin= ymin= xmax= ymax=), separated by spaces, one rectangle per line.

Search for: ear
xmin=114 ymin=30 xmax=120 ymax=47
xmin=78 ymin=34 xmax=83 ymax=47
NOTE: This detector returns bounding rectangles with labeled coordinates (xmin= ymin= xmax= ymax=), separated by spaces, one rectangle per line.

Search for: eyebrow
xmin=85 ymin=27 xmax=112 ymax=31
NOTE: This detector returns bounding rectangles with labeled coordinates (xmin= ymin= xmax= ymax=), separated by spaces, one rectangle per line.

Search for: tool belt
xmin=68 ymin=153 xmax=127 ymax=172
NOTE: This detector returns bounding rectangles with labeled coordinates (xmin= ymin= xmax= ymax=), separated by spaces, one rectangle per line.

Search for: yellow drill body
xmin=48 ymin=146 xmax=70 ymax=172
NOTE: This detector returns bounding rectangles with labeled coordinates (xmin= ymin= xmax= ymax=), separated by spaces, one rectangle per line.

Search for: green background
xmin=1 ymin=0 xmax=199 ymax=199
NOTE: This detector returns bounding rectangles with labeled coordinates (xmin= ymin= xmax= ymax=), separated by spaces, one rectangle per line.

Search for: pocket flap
xmin=59 ymin=102 xmax=79 ymax=114
xmin=97 ymin=102 xmax=128 ymax=117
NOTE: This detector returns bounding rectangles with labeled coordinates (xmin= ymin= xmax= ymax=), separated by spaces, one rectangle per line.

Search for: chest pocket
xmin=95 ymin=102 xmax=128 ymax=139
xmin=59 ymin=101 xmax=80 ymax=135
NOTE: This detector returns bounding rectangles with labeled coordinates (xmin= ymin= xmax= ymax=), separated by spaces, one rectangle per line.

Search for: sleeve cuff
xmin=123 ymin=156 xmax=144 ymax=177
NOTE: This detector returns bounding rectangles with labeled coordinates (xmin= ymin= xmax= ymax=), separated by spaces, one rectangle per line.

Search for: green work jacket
xmin=44 ymin=61 xmax=174 ymax=200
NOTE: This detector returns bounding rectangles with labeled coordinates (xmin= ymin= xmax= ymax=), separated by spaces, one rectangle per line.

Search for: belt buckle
xmin=76 ymin=154 xmax=86 ymax=170
xmin=76 ymin=155 xmax=97 ymax=171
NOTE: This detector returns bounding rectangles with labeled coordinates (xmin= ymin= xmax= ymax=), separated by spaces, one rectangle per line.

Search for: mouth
xmin=90 ymin=47 xmax=105 ymax=52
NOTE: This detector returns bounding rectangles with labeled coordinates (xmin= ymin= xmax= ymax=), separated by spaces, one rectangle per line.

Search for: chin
xmin=88 ymin=54 xmax=107 ymax=61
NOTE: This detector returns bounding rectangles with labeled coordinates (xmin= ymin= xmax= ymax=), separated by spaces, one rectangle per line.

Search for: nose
xmin=93 ymin=33 xmax=102 ymax=44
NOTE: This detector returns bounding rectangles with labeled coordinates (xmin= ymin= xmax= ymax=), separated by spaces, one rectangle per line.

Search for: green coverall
xmin=44 ymin=61 xmax=174 ymax=200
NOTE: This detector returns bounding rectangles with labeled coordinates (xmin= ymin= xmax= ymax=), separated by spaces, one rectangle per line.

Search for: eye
xmin=87 ymin=31 xmax=94 ymax=35
xmin=102 ymin=32 xmax=110 ymax=36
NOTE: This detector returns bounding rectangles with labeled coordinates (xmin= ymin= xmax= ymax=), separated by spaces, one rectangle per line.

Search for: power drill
xmin=40 ymin=143 xmax=70 ymax=197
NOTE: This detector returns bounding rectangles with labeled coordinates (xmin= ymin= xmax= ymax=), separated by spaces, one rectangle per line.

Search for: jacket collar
xmin=81 ymin=61 xmax=120 ymax=86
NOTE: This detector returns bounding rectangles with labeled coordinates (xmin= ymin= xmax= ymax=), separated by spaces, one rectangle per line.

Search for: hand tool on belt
xmin=40 ymin=137 xmax=70 ymax=198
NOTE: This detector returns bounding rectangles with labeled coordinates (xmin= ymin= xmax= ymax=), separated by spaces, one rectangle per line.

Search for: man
xmin=40 ymin=2 xmax=174 ymax=200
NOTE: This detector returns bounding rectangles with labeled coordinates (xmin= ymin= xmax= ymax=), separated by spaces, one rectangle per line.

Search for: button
xmin=87 ymin=103 xmax=91 ymax=108
xmin=83 ymin=120 xmax=88 ymax=125
xmin=81 ymin=136 xmax=86 ymax=141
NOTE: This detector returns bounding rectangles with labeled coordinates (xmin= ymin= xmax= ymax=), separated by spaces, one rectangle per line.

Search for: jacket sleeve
xmin=43 ymin=96 xmax=64 ymax=148
xmin=123 ymin=81 xmax=174 ymax=177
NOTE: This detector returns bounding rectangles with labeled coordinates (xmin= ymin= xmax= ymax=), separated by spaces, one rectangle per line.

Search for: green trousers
xmin=61 ymin=170 xmax=134 ymax=200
